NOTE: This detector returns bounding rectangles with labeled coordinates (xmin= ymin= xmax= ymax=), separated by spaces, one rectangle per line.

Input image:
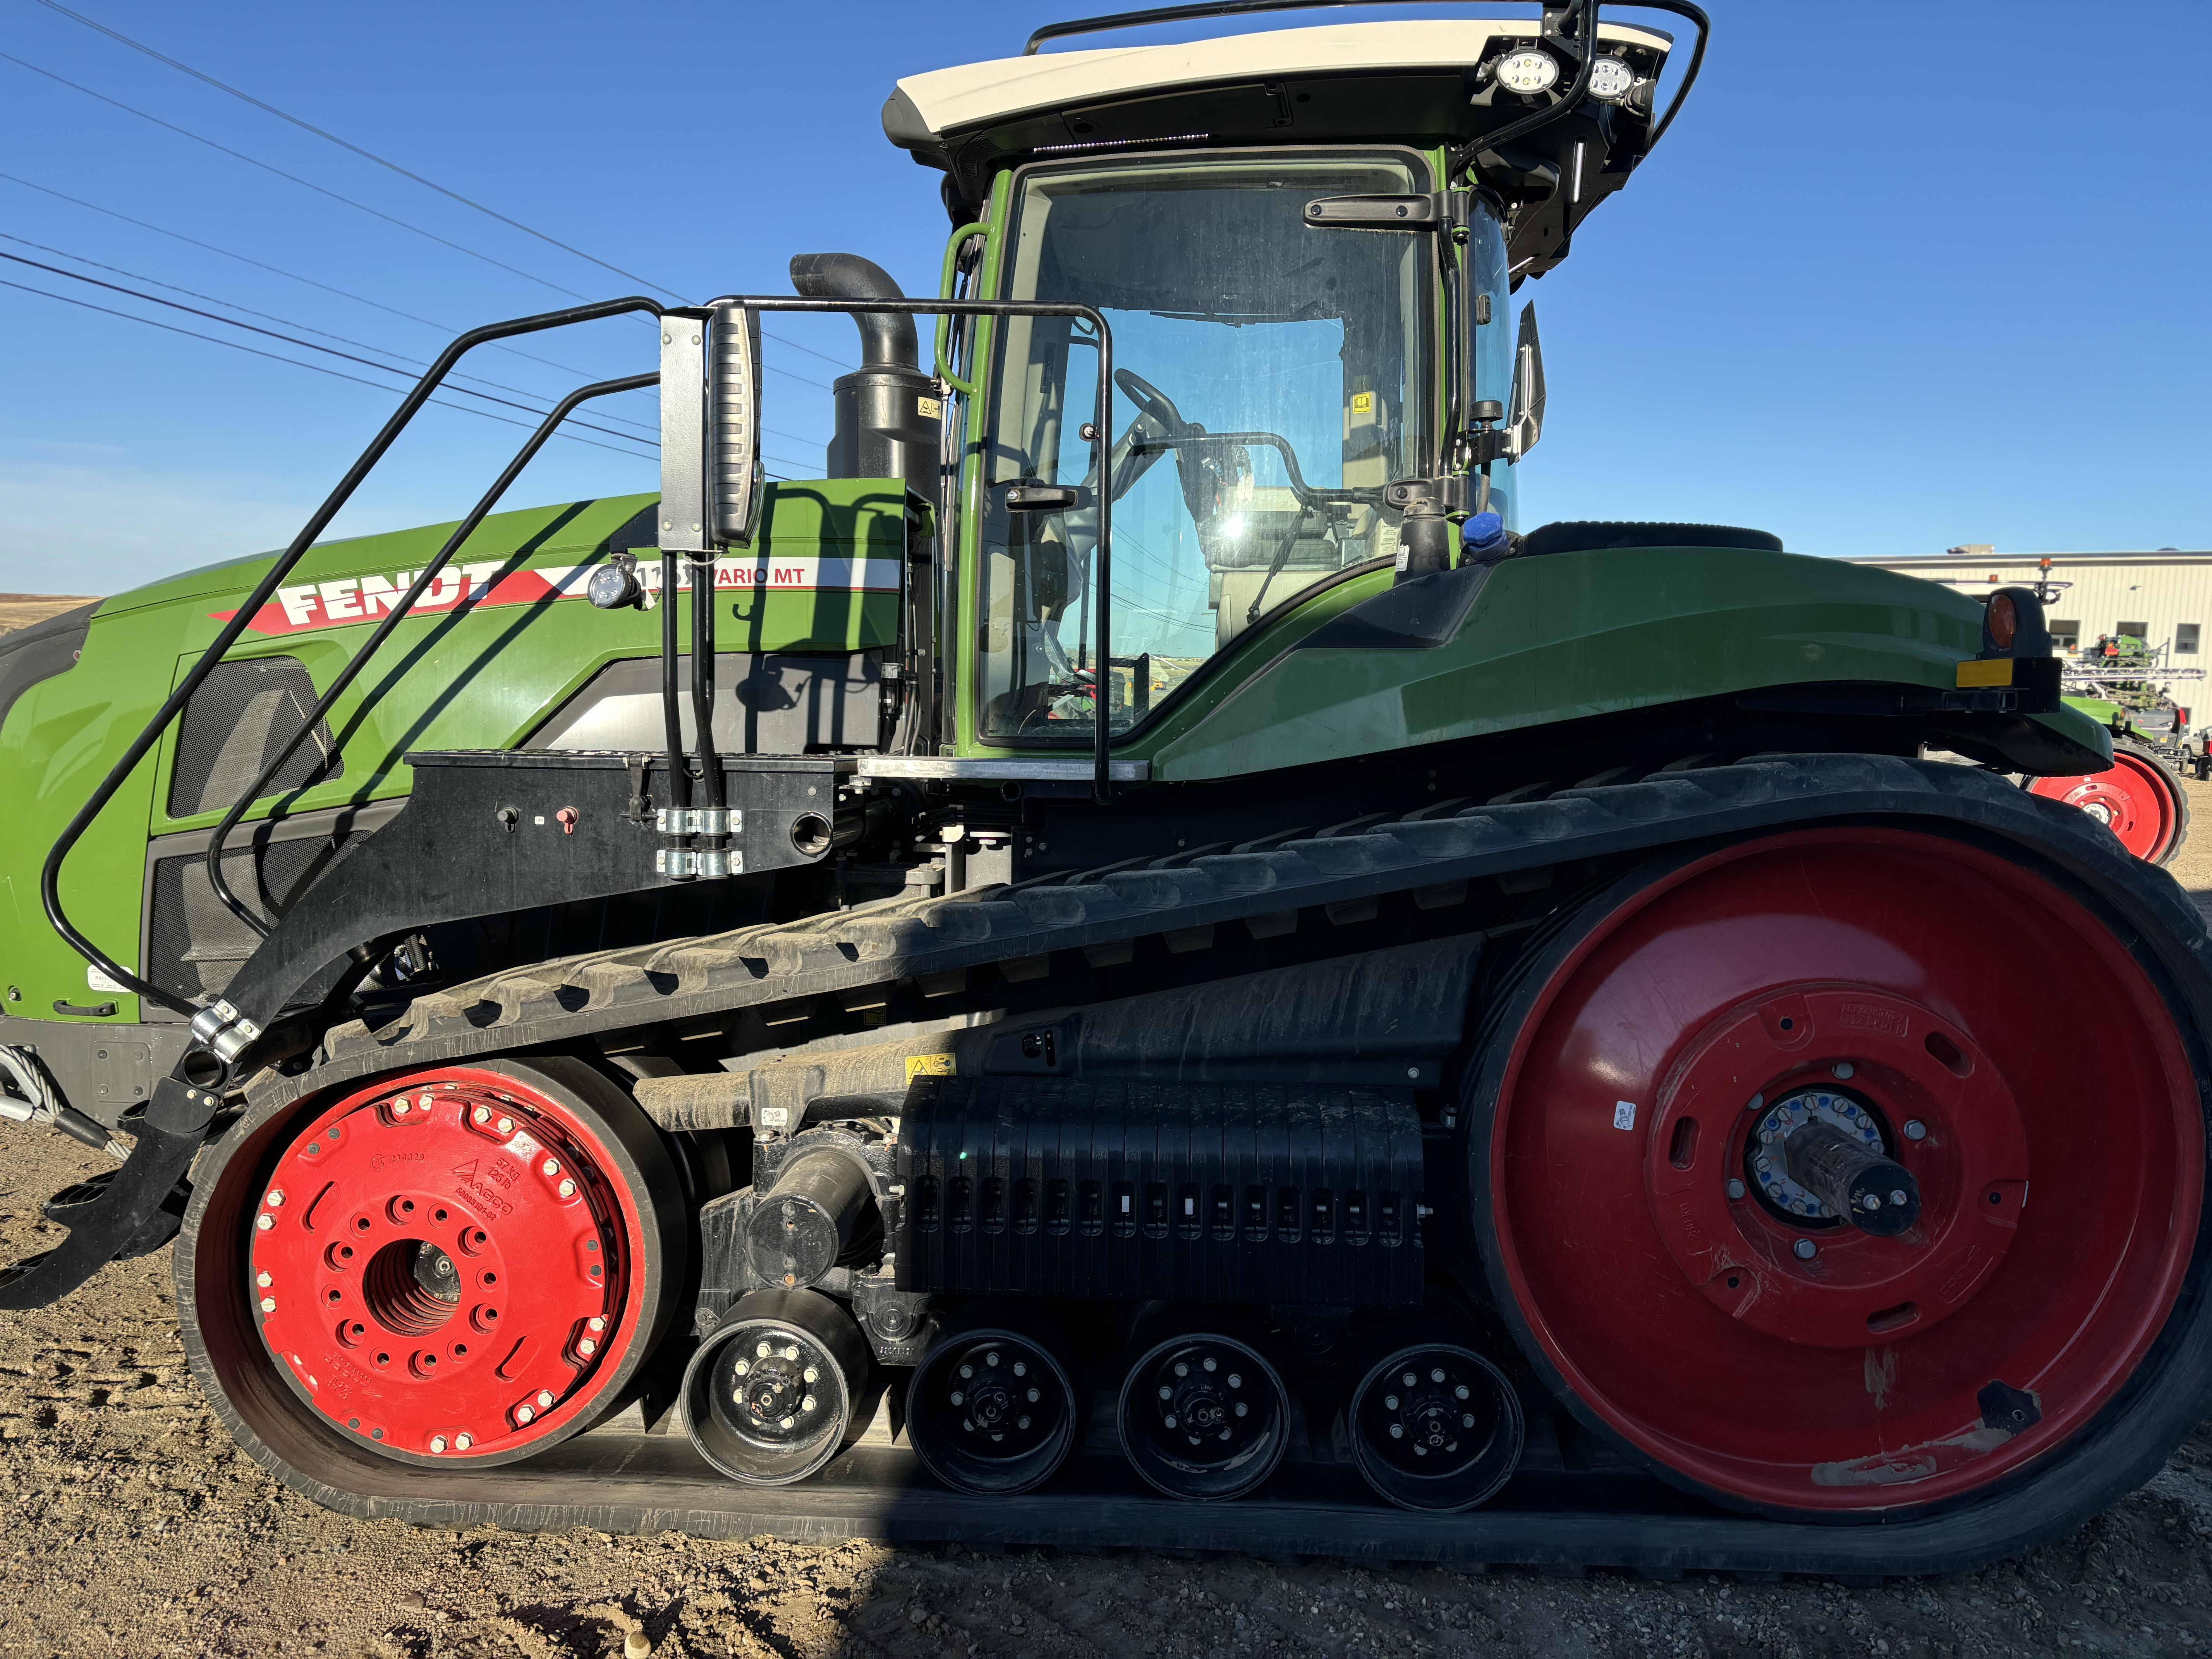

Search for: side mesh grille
xmin=146 ymin=831 xmax=361 ymax=1003
xmin=168 ymin=657 xmax=343 ymax=819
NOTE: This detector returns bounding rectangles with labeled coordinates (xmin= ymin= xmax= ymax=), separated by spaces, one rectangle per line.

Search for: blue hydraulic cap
xmin=1462 ymin=511 xmax=1508 ymax=558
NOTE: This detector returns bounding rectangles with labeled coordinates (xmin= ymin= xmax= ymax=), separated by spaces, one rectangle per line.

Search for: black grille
xmin=168 ymin=657 xmax=342 ymax=818
xmin=146 ymin=830 xmax=361 ymax=1002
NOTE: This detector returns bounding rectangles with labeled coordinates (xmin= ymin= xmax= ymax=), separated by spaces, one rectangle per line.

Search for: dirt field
xmin=0 ymin=593 xmax=101 ymax=636
xmin=7 ymin=782 xmax=2212 ymax=1658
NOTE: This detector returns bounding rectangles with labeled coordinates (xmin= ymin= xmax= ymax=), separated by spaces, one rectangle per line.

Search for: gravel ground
xmin=7 ymin=778 xmax=2212 ymax=1658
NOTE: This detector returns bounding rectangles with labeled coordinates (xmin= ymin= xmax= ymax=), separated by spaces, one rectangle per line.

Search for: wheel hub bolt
xmin=1832 ymin=1062 xmax=1855 ymax=1079
xmin=256 ymin=1270 xmax=272 ymax=1287
xmin=536 ymin=1390 xmax=553 ymax=1409
xmin=496 ymin=1116 xmax=514 ymax=1135
xmin=473 ymin=1106 xmax=491 ymax=1124
xmin=1726 ymin=1178 xmax=1747 ymax=1199
xmin=1794 ymin=1238 xmax=1818 ymax=1260
xmin=455 ymin=1432 xmax=472 ymax=1451
xmin=1904 ymin=1120 xmax=1928 ymax=1141
xmin=430 ymin=1436 xmax=447 ymax=1454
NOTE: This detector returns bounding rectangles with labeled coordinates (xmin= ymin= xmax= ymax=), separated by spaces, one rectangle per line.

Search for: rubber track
xmin=277 ymin=753 xmax=2208 ymax=1109
xmin=205 ymin=752 xmax=2212 ymax=1573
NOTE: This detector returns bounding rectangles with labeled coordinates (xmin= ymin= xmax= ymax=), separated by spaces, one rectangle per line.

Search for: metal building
xmin=1846 ymin=546 xmax=2212 ymax=687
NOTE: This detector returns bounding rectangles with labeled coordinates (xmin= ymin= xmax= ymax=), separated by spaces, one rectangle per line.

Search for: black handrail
xmin=201 ymin=372 xmax=658 ymax=939
xmin=42 ymin=295 xmax=661 ymax=1017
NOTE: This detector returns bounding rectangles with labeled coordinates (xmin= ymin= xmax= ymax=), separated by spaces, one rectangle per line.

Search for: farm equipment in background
xmin=6 ymin=0 xmax=2212 ymax=1578
xmin=2027 ymin=633 xmax=2207 ymax=866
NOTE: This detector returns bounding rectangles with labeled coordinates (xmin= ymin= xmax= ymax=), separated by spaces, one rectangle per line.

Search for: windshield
xmin=974 ymin=152 xmax=1432 ymax=744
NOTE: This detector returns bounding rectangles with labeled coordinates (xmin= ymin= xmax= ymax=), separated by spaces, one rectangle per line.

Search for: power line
xmin=0 ymin=247 xmax=657 ymax=451
xmin=0 ymin=165 xmax=851 ymax=396
xmin=31 ymin=0 xmax=688 ymax=299
xmin=0 ymin=230 xmax=663 ymax=436
xmin=0 ymin=276 xmax=654 ymax=460
xmin=0 ymin=170 xmax=655 ymax=389
xmin=0 ymin=22 xmax=861 ymax=375
xmin=0 ymin=49 xmax=625 ymax=306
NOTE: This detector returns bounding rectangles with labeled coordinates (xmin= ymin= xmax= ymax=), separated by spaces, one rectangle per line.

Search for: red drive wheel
xmin=1471 ymin=828 xmax=2205 ymax=1517
xmin=2027 ymin=741 xmax=2189 ymax=864
xmin=192 ymin=1058 xmax=684 ymax=1468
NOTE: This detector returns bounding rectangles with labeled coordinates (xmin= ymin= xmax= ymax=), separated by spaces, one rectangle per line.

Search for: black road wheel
xmin=907 ymin=1315 xmax=1079 ymax=1496
xmin=1348 ymin=1338 xmax=1524 ymax=1512
xmin=1117 ymin=1326 xmax=1289 ymax=1501
xmin=680 ymin=1288 xmax=872 ymax=1486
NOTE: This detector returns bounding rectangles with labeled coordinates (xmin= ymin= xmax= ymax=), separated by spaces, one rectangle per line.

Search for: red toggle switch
xmin=555 ymin=807 xmax=578 ymax=836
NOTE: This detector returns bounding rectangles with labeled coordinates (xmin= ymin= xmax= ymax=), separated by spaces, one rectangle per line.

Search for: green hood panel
xmin=0 ymin=482 xmax=915 ymax=1024
xmin=1152 ymin=546 xmax=2074 ymax=781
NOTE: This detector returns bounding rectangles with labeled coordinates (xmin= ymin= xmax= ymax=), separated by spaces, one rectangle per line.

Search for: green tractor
xmin=6 ymin=2 xmax=2210 ymax=1573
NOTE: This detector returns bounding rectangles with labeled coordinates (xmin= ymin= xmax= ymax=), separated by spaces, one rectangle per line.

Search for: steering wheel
xmin=1113 ymin=367 xmax=1193 ymax=438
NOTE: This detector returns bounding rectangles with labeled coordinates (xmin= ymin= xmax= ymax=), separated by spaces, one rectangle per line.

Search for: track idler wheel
xmin=1348 ymin=1337 xmax=1524 ymax=1512
xmin=220 ymin=1059 xmax=683 ymax=1465
xmin=680 ymin=1288 xmax=872 ymax=1485
xmin=1116 ymin=1313 xmax=1290 ymax=1501
xmin=906 ymin=1310 xmax=1079 ymax=1496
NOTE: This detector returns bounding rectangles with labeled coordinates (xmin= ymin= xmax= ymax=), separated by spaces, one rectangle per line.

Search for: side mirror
xmin=1506 ymin=302 xmax=1545 ymax=460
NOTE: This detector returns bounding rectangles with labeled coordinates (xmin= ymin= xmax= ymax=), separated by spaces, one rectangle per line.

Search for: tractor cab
xmin=884 ymin=11 xmax=1690 ymax=742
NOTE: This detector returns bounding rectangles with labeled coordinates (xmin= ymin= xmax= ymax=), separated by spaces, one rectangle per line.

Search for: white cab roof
xmin=896 ymin=18 xmax=1674 ymax=137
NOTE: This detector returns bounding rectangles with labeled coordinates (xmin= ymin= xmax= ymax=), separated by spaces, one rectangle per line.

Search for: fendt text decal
xmin=211 ymin=554 xmax=900 ymax=638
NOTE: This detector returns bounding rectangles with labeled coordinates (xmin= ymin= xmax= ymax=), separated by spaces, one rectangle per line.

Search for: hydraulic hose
xmin=690 ymin=555 xmax=725 ymax=816
xmin=661 ymin=550 xmax=690 ymax=817
xmin=40 ymin=295 xmax=661 ymax=1017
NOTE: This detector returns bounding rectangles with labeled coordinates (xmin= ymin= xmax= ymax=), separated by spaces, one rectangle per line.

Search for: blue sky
xmin=1 ymin=0 xmax=2205 ymax=595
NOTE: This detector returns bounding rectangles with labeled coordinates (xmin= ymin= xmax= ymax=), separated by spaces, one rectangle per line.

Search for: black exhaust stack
xmin=788 ymin=253 xmax=940 ymax=501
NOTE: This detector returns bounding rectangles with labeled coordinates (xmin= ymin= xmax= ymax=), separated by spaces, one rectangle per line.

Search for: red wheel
xmin=2027 ymin=742 xmax=2188 ymax=864
xmin=185 ymin=1058 xmax=684 ymax=1468
xmin=1472 ymin=828 xmax=2205 ymax=1516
